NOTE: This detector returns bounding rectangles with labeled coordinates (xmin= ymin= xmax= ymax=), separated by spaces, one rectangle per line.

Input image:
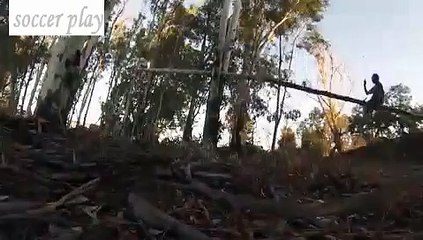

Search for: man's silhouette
xmin=364 ymin=73 xmax=384 ymax=114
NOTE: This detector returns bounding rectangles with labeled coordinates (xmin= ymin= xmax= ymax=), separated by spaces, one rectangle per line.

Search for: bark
xmin=121 ymin=78 xmax=135 ymax=136
xmin=230 ymin=81 xmax=250 ymax=153
xmin=82 ymin=78 xmax=97 ymax=127
xmin=35 ymin=37 xmax=87 ymax=128
xmin=159 ymin=177 xmax=420 ymax=221
xmin=16 ymin=68 xmax=28 ymax=111
xmin=27 ymin=37 xmax=56 ymax=116
xmin=202 ymin=0 xmax=231 ymax=146
xmin=227 ymin=0 xmax=246 ymax=153
xmin=76 ymin=79 xmax=92 ymax=126
xmin=8 ymin=69 xmax=18 ymax=115
xmin=128 ymin=193 xmax=211 ymax=240
xmin=68 ymin=84 xmax=83 ymax=127
xmin=26 ymin=64 xmax=45 ymax=115
xmin=77 ymin=62 xmax=99 ymax=125
xmin=68 ymin=46 xmax=97 ymax=126
xmin=271 ymin=30 xmax=300 ymax=150
xmin=202 ymin=67 xmax=226 ymax=146
xmin=35 ymin=1 xmax=118 ymax=129
xmin=183 ymin=20 xmax=209 ymax=142
xmin=182 ymin=94 xmax=197 ymax=141
xmin=130 ymin=66 xmax=153 ymax=139
xmin=104 ymin=16 xmax=144 ymax=136
xmin=105 ymin=66 xmax=119 ymax=101
xmin=271 ymin=36 xmax=284 ymax=151
xmin=20 ymin=63 xmax=36 ymax=114
xmin=222 ymin=0 xmax=241 ymax=72
xmin=20 ymin=37 xmax=46 ymax=114
xmin=229 ymin=7 xmax=296 ymax=151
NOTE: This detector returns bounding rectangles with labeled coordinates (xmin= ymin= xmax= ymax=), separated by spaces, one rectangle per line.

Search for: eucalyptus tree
xmin=35 ymin=0 xmax=120 ymax=128
xmin=202 ymin=0 xmax=329 ymax=149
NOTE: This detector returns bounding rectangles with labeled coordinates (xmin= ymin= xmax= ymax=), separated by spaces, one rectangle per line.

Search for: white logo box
xmin=9 ymin=0 xmax=105 ymax=36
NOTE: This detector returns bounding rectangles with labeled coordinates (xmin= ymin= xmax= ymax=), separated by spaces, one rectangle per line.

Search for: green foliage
xmin=300 ymin=128 xmax=327 ymax=157
xmin=278 ymin=127 xmax=296 ymax=149
xmin=240 ymin=0 xmax=329 ymax=41
xmin=349 ymin=84 xmax=422 ymax=140
xmin=297 ymin=28 xmax=330 ymax=53
xmin=284 ymin=109 xmax=301 ymax=121
xmin=297 ymin=107 xmax=329 ymax=156
xmin=0 ymin=0 xmax=335 ymax=145
xmin=384 ymin=84 xmax=412 ymax=110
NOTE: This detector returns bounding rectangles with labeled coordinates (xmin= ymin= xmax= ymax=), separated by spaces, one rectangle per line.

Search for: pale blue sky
xmin=319 ymin=0 xmax=423 ymax=103
xmin=72 ymin=0 xmax=423 ymax=148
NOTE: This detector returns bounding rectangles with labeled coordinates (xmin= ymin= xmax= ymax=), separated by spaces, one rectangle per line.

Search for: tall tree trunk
xmin=16 ymin=68 xmax=28 ymax=110
xmin=20 ymin=63 xmax=36 ymax=114
xmin=68 ymin=47 xmax=96 ymax=126
xmin=122 ymin=78 xmax=135 ymax=136
xmin=77 ymin=78 xmax=93 ymax=125
xmin=230 ymin=8 xmax=294 ymax=151
xmin=222 ymin=0 xmax=241 ymax=72
xmin=20 ymin=37 xmax=46 ymax=114
xmin=271 ymin=29 xmax=302 ymax=150
xmin=8 ymin=69 xmax=18 ymax=115
xmin=35 ymin=0 xmax=117 ymax=129
xmin=183 ymin=20 xmax=210 ymax=142
xmin=68 ymin=83 xmax=84 ymax=126
xmin=271 ymin=38 xmax=285 ymax=151
xmin=36 ymin=37 xmax=88 ymax=128
xmin=27 ymin=37 xmax=56 ymax=115
xmin=77 ymin=62 xmax=99 ymax=125
xmin=183 ymin=93 xmax=197 ymax=141
xmin=202 ymin=0 xmax=232 ymax=146
xmin=130 ymin=69 xmax=153 ymax=138
xmin=82 ymin=78 xmax=97 ymax=127
xmin=106 ymin=66 xmax=119 ymax=101
xmin=26 ymin=64 xmax=45 ymax=115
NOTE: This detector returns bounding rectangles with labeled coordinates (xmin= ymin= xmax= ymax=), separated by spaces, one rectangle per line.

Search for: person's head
xmin=371 ymin=73 xmax=379 ymax=83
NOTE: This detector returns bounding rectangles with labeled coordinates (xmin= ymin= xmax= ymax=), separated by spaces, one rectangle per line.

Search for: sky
xmin=67 ymin=0 xmax=423 ymax=149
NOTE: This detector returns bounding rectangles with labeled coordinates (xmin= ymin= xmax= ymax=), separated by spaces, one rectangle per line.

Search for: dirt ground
xmin=0 ymin=117 xmax=422 ymax=239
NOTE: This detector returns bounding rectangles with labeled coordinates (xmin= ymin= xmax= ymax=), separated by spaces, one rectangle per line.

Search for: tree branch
xmin=139 ymin=67 xmax=423 ymax=119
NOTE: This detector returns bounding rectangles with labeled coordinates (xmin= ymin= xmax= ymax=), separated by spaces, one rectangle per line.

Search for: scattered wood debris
xmin=0 ymin=116 xmax=422 ymax=239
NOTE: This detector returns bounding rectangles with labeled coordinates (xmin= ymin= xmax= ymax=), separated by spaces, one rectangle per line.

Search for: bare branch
xmin=139 ymin=67 xmax=423 ymax=119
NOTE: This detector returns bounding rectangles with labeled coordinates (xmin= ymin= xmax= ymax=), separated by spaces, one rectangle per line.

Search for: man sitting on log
xmin=364 ymin=73 xmax=385 ymax=115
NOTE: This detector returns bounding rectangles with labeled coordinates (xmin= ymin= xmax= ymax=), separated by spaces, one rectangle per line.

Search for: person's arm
xmin=366 ymin=86 xmax=375 ymax=95
xmin=364 ymin=80 xmax=369 ymax=94
xmin=364 ymin=80 xmax=375 ymax=95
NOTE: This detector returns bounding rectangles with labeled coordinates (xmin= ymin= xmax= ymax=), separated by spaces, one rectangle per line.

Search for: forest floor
xmin=0 ymin=117 xmax=422 ymax=240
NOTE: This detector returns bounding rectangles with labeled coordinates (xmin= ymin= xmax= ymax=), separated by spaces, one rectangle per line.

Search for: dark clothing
xmin=365 ymin=82 xmax=384 ymax=114
xmin=365 ymin=98 xmax=381 ymax=114
xmin=368 ymin=82 xmax=384 ymax=103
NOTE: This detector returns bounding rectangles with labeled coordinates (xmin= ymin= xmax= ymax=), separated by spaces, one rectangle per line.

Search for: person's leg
xmin=364 ymin=99 xmax=376 ymax=117
xmin=364 ymin=101 xmax=371 ymax=115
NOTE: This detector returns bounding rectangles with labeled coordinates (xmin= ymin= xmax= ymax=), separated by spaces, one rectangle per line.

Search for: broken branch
xmin=128 ymin=192 xmax=211 ymax=240
xmin=0 ymin=178 xmax=100 ymax=219
xmin=139 ymin=67 xmax=423 ymax=119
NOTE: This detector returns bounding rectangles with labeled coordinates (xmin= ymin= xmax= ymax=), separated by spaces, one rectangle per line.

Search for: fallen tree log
xmin=0 ymin=201 xmax=43 ymax=215
xmin=158 ymin=180 xmax=324 ymax=218
xmin=0 ymin=178 xmax=100 ymax=219
xmin=158 ymin=179 xmax=419 ymax=219
xmin=139 ymin=67 xmax=423 ymax=119
xmin=128 ymin=192 xmax=211 ymax=240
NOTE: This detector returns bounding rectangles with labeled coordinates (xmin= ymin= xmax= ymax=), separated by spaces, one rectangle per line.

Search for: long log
xmin=128 ymin=192 xmax=211 ymax=240
xmin=139 ymin=67 xmax=423 ymax=119
xmin=158 ymin=177 xmax=422 ymax=219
